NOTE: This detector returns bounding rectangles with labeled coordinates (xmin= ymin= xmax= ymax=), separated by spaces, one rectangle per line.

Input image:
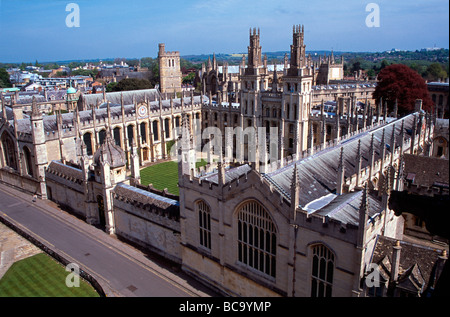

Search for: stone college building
xmin=0 ymin=26 xmax=447 ymax=297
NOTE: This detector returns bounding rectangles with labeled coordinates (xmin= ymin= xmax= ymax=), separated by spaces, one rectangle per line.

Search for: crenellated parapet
xmin=113 ymin=183 xmax=180 ymax=222
xmin=45 ymin=160 xmax=84 ymax=192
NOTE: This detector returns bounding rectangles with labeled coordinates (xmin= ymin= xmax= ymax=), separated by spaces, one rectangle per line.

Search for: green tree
xmin=380 ymin=59 xmax=391 ymax=70
xmin=424 ymin=63 xmax=447 ymax=82
xmin=111 ymin=78 xmax=153 ymax=92
xmin=0 ymin=68 xmax=12 ymax=88
xmin=182 ymin=72 xmax=195 ymax=84
xmin=106 ymin=82 xmax=118 ymax=92
xmin=71 ymin=68 xmax=99 ymax=79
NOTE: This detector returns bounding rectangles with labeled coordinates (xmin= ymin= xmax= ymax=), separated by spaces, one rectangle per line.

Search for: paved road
xmin=0 ymin=183 xmax=218 ymax=297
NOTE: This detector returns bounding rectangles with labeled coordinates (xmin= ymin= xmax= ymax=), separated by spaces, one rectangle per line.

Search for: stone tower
xmin=158 ymin=43 xmax=182 ymax=94
xmin=30 ymin=96 xmax=49 ymax=199
xmin=281 ymin=25 xmax=314 ymax=155
xmin=93 ymin=135 xmax=127 ymax=234
xmin=247 ymin=27 xmax=262 ymax=71
xmin=239 ymin=27 xmax=269 ymax=128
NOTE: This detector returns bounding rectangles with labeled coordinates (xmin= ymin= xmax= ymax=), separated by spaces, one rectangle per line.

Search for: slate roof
xmin=79 ymin=89 xmax=161 ymax=107
xmin=115 ymin=183 xmax=179 ymax=207
xmin=93 ymin=136 xmax=126 ymax=168
xmin=371 ymin=235 xmax=447 ymax=294
xmin=313 ymin=190 xmax=382 ymax=226
xmin=403 ymin=154 xmax=449 ymax=187
xmin=11 ymin=95 xmax=210 ymax=135
xmin=15 ymin=95 xmax=47 ymax=105
xmin=265 ymin=113 xmax=417 ymax=208
xmin=199 ymin=164 xmax=252 ymax=184
xmin=1 ymin=106 xmax=28 ymax=121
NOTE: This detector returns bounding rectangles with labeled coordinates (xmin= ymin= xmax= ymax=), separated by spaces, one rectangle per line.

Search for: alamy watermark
xmin=168 ymin=119 xmax=279 ymax=165
xmin=65 ymin=3 xmax=80 ymax=28
xmin=365 ymin=3 xmax=380 ymax=28
xmin=65 ymin=262 xmax=80 ymax=288
xmin=365 ymin=263 xmax=381 ymax=288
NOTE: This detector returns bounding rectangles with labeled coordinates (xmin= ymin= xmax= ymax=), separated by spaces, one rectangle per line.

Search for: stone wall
xmin=112 ymin=183 xmax=181 ymax=263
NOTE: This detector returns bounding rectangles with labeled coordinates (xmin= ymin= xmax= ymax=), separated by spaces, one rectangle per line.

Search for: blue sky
xmin=0 ymin=0 xmax=448 ymax=63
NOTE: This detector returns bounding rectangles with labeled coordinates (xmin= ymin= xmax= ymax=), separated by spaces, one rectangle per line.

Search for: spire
xmin=31 ymin=95 xmax=40 ymax=118
xmin=390 ymin=123 xmax=396 ymax=153
xmin=368 ymin=133 xmax=375 ymax=179
xmin=218 ymin=151 xmax=226 ymax=187
xmin=272 ymin=64 xmax=278 ymax=92
xmin=356 ymin=181 xmax=370 ymax=248
xmin=102 ymin=85 xmax=106 ymax=102
xmin=399 ymin=119 xmax=405 ymax=151
xmin=212 ymin=53 xmax=217 ymax=70
xmin=290 ymin=163 xmax=300 ymax=220
xmin=393 ymin=98 xmax=398 ymax=118
xmin=337 ymin=147 xmax=345 ymax=195
xmin=1 ymin=93 xmax=7 ymax=121
xmin=396 ymin=154 xmax=405 ymax=191
xmin=383 ymin=165 xmax=392 ymax=194
xmin=309 ymin=122 xmax=314 ymax=155
xmin=207 ymin=56 xmax=212 ymax=72
xmin=380 ymin=128 xmax=386 ymax=157
xmin=360 ymin=182 xmax=369 ymax=215
xmin=356 ymin=139 xmax=362 ymax=188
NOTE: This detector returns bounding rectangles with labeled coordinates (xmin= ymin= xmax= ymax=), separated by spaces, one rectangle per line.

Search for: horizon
xmin=0 ymin=0 xmax=449 ymax=63
xmin=5 ymin=48 xmax=449 ymax=66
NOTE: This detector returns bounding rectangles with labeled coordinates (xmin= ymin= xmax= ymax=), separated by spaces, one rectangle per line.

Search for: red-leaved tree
xmin=373 ymin=64 xmax=433 ymax=115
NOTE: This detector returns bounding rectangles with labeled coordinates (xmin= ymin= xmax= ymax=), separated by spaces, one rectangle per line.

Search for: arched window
xmin=311 ymin=244 xmax=335 ymax=297
xmin=83 ymin=132 xmax=93 ymax=156
xmin=196 ymin=200 xmax=211 ymax=250
xmin=23 ymin=146 xmax=34 ymax=177
xmin=140 ymin=122 xmax=147 ymax=144
xmin=152 ymin=121 xmax=159 ymax=141
xmin=99 ymin=129 xmax=106 ymax=145
xmin=113 ymin=127 xmax=121 ymax=147
xmin=97 ymin=195 xmax=106 ymax=227
xmin=164 ymin=118 xmax=170 ymax=139
xmin=127 ymin=125 xmax=134 ymax=147
xmin=237 ymin=200 xmax=276 ymax=278
xmin=1 ymin=132 xmax=18 ymax=170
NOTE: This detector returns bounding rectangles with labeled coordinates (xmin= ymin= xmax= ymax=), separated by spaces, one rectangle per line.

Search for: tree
xmin=110 ymin=78 xmax=153 ymax=92
xmin=423 ymin=63 xmax=447 ymax=82
xmin=182 ymin=72 xmax=195 ymax=84
xmin=0 ymin=68 xmax=12 ymax=88
xmin=106 ymin=82 xmax=118 ymax=92
xmin=350 ymin=61 xmax=362 ymax=74
xmin=373 ymin=64 xmax=433 ymax=115
xmin=71 ymin=68 xmax=99 ymax=79
xmin=380 ymin=59 xmax=391 ymax=70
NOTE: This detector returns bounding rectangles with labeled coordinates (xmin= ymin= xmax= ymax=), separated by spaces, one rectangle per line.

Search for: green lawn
xmin=140 ymin=159 xmax=207 ymax=196
xmin=0 ymin=253 xmax=99 ymax=297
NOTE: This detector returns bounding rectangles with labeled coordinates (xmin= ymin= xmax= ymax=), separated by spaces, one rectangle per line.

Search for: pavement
xmin=0 ymin=182 xmax=220 ymax=297
xmin=0 ymin=222 xmax=43 ymax=280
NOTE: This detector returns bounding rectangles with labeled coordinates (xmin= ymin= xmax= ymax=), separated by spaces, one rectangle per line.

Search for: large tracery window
xmin=237 ymin=200 xmax=276 ymax=278
xmin=197 ymin=200 xmax=211 ymax=250
xmin=311 ymin=244 xmax=334 ymax=297
xmin=1 ymin=133 xmax=18 ymax=170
